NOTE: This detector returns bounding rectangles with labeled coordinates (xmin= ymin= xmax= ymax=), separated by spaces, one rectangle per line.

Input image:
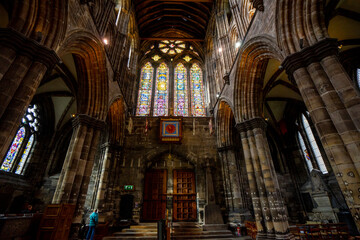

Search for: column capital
xmin=235 ymin=118 xmax=267 ymax=133
xmin=250 ymin=0 xmax=264 ymax=11
xmin=0 ymin=28 xmax=60 ymax=69
xmin=72 ymin=114 xmax=106 ymax=130
xmin=100 ymin=142 xmax=122 ymax=150
xmin=217 ymin=145 xmax=234 ymax=152
xmin=282 ymin=38 xmax=338 ymax=80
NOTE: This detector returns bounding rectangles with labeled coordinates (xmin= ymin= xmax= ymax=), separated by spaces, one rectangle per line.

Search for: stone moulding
xmin=0 ymin=28 xmax=60 ymax=69
xmin=235 ymin=117 xmax=267 ymax=133
xmin=72 ymin=114 xmax=106 ymax=130
xmin=281 ymin=38 xmax=339 ymax=82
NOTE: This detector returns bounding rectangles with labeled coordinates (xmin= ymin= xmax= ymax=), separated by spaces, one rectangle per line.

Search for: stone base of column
xmin=257 ymin=232 xmax=294 ymax=240
xmin=228 ymin=212 xmax=241 ymax=223
xmin=256 ymin=232 xmax=270 ymax=240
xmin=275 ymin=233 xmax=295 ymax=240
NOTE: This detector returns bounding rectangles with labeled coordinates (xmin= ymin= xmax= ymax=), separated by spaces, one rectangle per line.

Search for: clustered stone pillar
xmin=282 ymin=38 xmax=360 ymax=230
xmin=236 ymin=118 xmax=291 ymax=240
xmin=0 ymin=28 xmax=59 ymax=162
xmin=92 ymin=143 xmax=122 ymax=223
xmin=219 ymin=147 xmax=247 ymax=222
xmin=52 ymin=114 xmax=105 ymax=224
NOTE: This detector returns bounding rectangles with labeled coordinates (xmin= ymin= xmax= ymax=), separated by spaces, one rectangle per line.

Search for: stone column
xmin=205 ymin=163 xmax=224 ymax=224
xmin=218 ymin=146 xmax=246 ymax=222
xmin=52 ymin=114 xmax=105 ymax=224
xmin=282 ymin=38 xmax=360 ymax=230
xmin=237 ymin=118 xmax=291 ymax=240
xmin=0 ymin=28 xmax=59 ymax=162
xmin=93 ymin=143 xmax=122 ymax=224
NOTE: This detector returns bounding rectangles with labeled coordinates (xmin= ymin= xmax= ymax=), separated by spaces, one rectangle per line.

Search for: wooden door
xmin=142 ymin=169 xmax=167 ymax=221
xmin=173 ymin=170 xmax=196 ymax=221
xmin=37 ymin=204 xmax=75 ymax=240
xmin=53 ymin=204 xmax=76 ymax=240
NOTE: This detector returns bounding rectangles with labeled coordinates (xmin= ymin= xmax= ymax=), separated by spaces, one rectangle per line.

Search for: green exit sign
xmin=124 ymin=185 xmax=134 ymax=191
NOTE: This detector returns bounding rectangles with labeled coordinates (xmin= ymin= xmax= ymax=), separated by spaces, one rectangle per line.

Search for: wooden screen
xmin=173 ymin=170 xmax=196 ymax=221
xmin=37 ymin=204 xmax=75 ymax=240
xmin=142 ymin=169 xmax=167 ymax=221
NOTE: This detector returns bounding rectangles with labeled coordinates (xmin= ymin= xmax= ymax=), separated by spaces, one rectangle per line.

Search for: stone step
xmin=171 ymin=233 xmax=235 ymax=239
xmin=203 ymin=224 xmax=229 ymax=231
xmin=114 ymin=232 xmax=157 ymax=236
xmin=130 ymin=225 xmax=157 ymax=229
xmin=103 ymin=236 xmax=157 ymax=240
xmin=173 ymin=222 xmax=200 ymax=226
xmin=123 ymin=228 xmax=157 ymax=233
xmin=173 ymin=230 xmax=232 ymax=236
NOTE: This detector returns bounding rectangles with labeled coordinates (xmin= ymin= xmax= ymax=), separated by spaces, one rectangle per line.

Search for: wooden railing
xmin=245 ymin=222 xmax=352 ymax=240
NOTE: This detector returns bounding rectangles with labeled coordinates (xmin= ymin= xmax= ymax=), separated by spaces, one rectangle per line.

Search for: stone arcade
xmin=0 ymin=0 xmax=360 ymax=239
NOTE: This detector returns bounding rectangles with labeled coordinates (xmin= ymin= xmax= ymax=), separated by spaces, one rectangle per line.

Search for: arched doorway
xmin=142 ymin=153 xmax=196 ymax=222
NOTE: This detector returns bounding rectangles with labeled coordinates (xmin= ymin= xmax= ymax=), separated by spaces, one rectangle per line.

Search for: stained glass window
xmin=174 ymin=63 xmax=188 ymax=116
xmin=136 ymin=62 xmax=154 ymax=116
xmin=297 ymin=132 xmax=313 ymax=172
xmin=1 ymin=127 xmax=26 ymax=172
xmin=153 ymin=63 xmax=169 ymax=116
xmin=15 ymin=134 xmax=34 ymax=174
xmin=302 ymin=114 xmax=327 ymax=173
xmin=190 ymin=63 xmax=206 ymax=116
xmin=158 ymin=40 xmax=186 ymax=55
xmin=357 ymin=68 xmax=360 ymax=88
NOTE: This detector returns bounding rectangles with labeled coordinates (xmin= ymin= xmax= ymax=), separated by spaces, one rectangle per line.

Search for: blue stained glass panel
xmin=136 ymin=62 xmax=154 ymax=116
xmin=174 ymin=63 xmax=188 ymax=116
xmin=1 ymin=127 xmax=26 ymax=172
xmin=153 ymin=63 xmax=169 ymax=116
xmin=190 ymin=64 xmax=206 ymax=116
xmin=15 ymin=134 xmax=34 ymax=175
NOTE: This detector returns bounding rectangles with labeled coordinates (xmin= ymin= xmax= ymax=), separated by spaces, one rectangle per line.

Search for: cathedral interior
xmin=0 ymin=0 xmax=360 ymax=239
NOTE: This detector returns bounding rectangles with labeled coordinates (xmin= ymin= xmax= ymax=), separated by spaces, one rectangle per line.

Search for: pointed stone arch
xmin=234 ymin=35 xmax=283 ymax=123
xmin=58 ymin=30 xmax=109 ymax=121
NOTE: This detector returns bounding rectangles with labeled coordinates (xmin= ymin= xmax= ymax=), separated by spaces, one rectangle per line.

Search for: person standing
xmin=86 ymin=209 xmax=98 ymax=240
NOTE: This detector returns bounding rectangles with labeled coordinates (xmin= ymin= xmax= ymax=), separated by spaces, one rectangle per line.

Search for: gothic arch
xmin=234 ymin=35 xmax=283 ymax=122
xmin=145 ymin=151 xmax=196 ymax=170
xmin=57 ymin=30 xmax=109 ymax=121
xmin=8 ymin=0 xmax=67 ymax=49
xmin=107 ymin=97 xmax=126 ymax=146
xmin=142 ymin=149 xmax=199 ymax=168
xmin=216 ymin=101 xmax=236 ymax=148
xmin=276 ymin=0 xmax=328 ymax=55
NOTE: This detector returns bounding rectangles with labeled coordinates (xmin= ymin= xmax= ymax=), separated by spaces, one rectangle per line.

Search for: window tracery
xmin=136 ymin=62 xmax=154 ymax=116
xmin=158 ymin=40 xmax=185 ymax=55
xmin=297 ymin=113 xmax=327 ymax=174
xmin=153 ymin=63 xmax=169 ymax=116
xmin=1 ymin=104 xmax=40 ymax=175
xmin=136 ymin=41 xmax=206 ymax=117
xmin=174 ymin=63 xmax=189 ymax=116
xmin=190 ymin=63 xmax=206 ymax=117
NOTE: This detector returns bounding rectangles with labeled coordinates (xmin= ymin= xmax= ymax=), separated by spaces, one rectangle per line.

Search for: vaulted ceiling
xmin=134 ymin=0 xmax=213 ymax=40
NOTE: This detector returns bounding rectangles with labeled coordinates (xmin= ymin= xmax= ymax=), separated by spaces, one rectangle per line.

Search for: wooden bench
xmin=289 ymin=223 xmax=350 ymax=240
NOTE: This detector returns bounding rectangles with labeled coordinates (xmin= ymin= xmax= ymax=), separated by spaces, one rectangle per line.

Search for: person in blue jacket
xmin=86 ymin=209 xmax=98 ymax=240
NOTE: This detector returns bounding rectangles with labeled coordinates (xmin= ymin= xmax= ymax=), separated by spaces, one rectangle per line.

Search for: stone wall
xmin=110 ymin=116 xmax=221 ymax=223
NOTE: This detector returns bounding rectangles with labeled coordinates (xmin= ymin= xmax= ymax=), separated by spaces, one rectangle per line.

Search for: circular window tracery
xmin=159 ymin=40 xmax=185 ymax=55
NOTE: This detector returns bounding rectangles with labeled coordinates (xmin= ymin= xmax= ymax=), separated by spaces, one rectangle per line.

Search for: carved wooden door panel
xmin=37 ymin=204 xmax=75 ymax=240
xmin=142 ymin=169 xmax=167 ymax=221
xmin=173 ymin=170 xmax=196 ymax=221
